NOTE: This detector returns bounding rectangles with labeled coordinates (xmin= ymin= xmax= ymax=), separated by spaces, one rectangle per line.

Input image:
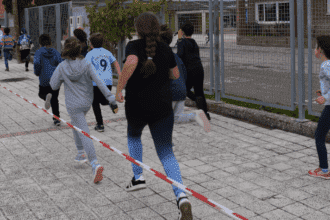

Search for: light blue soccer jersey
xmin=85 ymin=47 xmax=116 ymax=86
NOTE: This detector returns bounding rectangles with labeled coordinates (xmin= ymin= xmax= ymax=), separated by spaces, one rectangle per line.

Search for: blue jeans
xmin=3 ymin=49 xmax=12 ymax=69
xmin=315 ymin=105 xmax=330 ymax=169
xmin=126 ymin=109 xmax=185 ymax=199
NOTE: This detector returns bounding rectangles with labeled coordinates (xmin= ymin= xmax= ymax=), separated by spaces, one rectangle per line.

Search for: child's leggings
xmin=126 ymin=111 xmax=186 ymax=199
xmin=315 ymin=105 xmax=330 ymax=169
xmin=3 ymin=49 xmax=12 ymax=69
xmin=172 ymin=101 xmax=196 ymax=123
xmin=68 ymin=106 xmax=98 ymax=165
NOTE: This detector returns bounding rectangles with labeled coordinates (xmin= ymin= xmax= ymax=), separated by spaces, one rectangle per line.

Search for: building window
xmin=256 ymin=2 xmax=290 ymax=24
xmin=328 ymin=0 xmax=330 ymax=15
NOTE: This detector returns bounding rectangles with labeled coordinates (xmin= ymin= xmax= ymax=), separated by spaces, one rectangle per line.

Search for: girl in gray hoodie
xmin=50 ymin=37 xmax=118 ymax=184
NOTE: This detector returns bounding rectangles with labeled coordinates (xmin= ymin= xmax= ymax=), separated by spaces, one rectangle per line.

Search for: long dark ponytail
xmin=135 ymin=12 xmax=161 ymax=78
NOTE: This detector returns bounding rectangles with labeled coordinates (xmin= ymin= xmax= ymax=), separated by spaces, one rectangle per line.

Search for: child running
xmin=0 ymin=27 xmax=16 ymax=71
xmin=177 ymin=21 xmax=211 ymax=121
xmin=115 ymin=12 xmax=193 ymax=220
xmin=34 ymin=34 xmax=62 ymax=126
xmin=159 ymin=24 xmax=211 ymax=133
xmin=50 ymin=37 xmax=118 ymax=184
xmin=73 ymin=28 xmax=89 ymax=58
xmin=85 ymin=33 xmax=122 ymax=132
xmin=18 ymin=28 xmax=33 ymax=71
xmin=308 ymin=35 xmax=330 ymax=179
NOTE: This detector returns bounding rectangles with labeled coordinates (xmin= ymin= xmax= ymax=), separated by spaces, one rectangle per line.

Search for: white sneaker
xmin=194 ymin=110 xmax=211 ymax=132
xmin=45 ymin=93 xmax=52 ymax=110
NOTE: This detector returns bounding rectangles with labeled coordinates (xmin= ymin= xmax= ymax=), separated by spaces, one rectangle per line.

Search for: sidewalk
xmin=0 ymin=59 xmax=330 ymax=220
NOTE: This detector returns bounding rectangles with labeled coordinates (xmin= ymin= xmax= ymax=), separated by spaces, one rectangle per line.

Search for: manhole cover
xmin=254 ymin=66 xmax=270 ymax=68
xmin=0 ymin=77 xmax=32 ymax=82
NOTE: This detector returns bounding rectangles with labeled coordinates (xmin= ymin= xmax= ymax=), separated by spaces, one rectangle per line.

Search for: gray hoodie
xmin=50 ymin=58 xmax=116 ymax=111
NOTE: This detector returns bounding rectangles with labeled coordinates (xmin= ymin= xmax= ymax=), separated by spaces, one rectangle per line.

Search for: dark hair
xmin=39 ymin=34 xmax=51 ymax=46
xmin=181 ymin=21 xmax=194 ymax=37
xmin=74 ymin=29 xmax=87 ymax=43
xmin=135 ymin=12 xmax=161 ymax=78
xmin=62 ymin=37 xmax=84 ymax=60
xmin=159 ymin=24 xmax=173 ymax=45
xmin=89 ymin=32 xmax=103 ymax=48
xmin=316 ymin=36 xmax=330 ymax=60
xmin=4 ymin=27 xmax=10 ymax=34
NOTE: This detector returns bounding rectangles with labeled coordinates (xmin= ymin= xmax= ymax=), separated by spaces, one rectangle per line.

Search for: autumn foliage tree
xmin=84 ymin=0 xmax=173 ymax=56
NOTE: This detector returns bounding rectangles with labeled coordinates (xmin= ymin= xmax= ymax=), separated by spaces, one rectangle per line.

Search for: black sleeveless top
xmin=124 ymin=39 xmax=177 ymax=118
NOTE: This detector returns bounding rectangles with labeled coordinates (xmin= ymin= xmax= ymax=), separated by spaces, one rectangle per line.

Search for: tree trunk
xmin=12 ymin=0 xmax=20 ymax=63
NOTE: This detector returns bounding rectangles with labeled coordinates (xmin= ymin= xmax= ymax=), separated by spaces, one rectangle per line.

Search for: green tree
xmin=84 ymin=0 xmax=175 ymax=55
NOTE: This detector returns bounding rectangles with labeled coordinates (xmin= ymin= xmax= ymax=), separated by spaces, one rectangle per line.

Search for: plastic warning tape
xmin=0 ymin=85 xmax=248 ymax=220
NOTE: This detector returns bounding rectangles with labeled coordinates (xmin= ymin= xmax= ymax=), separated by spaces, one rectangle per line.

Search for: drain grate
xmin=254 ymin=65 xmax=270 ymax=69
xmin=0 ymin=77 xmax=33 ymax=82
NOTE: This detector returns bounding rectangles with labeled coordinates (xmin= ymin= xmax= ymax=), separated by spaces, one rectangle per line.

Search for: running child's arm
xmin=50 ymin=65 xmax=63 ymax=91
xmin=177 ymin=40 xmax=184 ymax=59
xmin=88 ymin=63 xmax=117 ymax=105
xmin=113 ymin=61 xmax=121 ymax=76
xmin=169 ymin=66 xmax=180 ymax=79
xmin=319 ymin=67 xmax=330 ymax=101
xmin=33 ymin=51 xmax=42 ymax=76
xmin=117 ymin=55 xmax=138 ymax=94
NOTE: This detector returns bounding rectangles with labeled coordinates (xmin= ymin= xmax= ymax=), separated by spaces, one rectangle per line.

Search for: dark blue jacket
xmin=34 ymin=47 xmax=63 ymax=87
xmin=171 ymin=54 xmax=187 ymax=101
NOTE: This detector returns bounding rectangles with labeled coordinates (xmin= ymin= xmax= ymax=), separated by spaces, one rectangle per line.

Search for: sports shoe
xmin=206 ymin=113 xmax=211 ymax=121
xmin=194 ymin=110 xmax=211 ymax=132
xmin=45 ymin=93 xmax=52 ymax=110
xmin=26 ymin=68 xmax=29 ymax=71
xmin=308 ymin=167 xmax=330 ymax=180
xmin=92 ymin=162 xmax=104 ymax=183
xmin=95 ymin=124 xmax=104 ymax=132
xmin=54 ymin=119 xmax=61 ymax=126
xmin=126 ymin=176 xmax=147 ymax=192
xmin=74 ymin=153 xmax=88 ymax=163
xmin=177 ymin=194 xmax=193 ymax=220
xmin=5 ymin=68 xmax=9 ymax=71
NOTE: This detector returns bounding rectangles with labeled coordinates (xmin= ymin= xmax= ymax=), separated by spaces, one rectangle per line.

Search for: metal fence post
xmin=296 ymin=0 xmax=308 ymax=122
xmin=25 ymin=8 xmax=29 ymax=35
xmin=214 ymin=0 xmax=220 ymax=102
xmin=209 ymin=0 xmax=214 ymax=97
xmin=290 ymin=0 xmax=296 ymax=112
xmin=217 ymin=0 xmax=224 ymax=103
xmin=69 ymin=1 xmax=72 ymax=38
xmin=56 ymin=4 xmax=61 ymax=53
xmin=39 ymin=7 xmax=43 ymax=35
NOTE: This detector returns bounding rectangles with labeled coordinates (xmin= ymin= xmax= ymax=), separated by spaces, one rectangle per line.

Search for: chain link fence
xmin=24 ymin=2 xmax=71 ymax=55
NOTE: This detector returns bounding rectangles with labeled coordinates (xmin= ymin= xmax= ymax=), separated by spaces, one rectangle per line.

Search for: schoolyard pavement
xmin=0 ymin=59 xmax=330 ymax=220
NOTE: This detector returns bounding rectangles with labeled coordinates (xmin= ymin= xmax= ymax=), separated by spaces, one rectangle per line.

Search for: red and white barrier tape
xmin=0 ymin=85 xmax=248 ymax=220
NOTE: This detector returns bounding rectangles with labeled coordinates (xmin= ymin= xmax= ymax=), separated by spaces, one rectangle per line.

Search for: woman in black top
xmin=115 ymin=12 xmax=193 ymax=220
xmin=177 ymin=22 xmax=211 ymax=121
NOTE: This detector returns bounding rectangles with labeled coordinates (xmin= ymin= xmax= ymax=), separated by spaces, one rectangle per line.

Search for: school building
xmin=237 ymin=0 xmax=329 ymax=48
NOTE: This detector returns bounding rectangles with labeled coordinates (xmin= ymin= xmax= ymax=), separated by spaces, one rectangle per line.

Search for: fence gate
xmin=24 ymin=1 xmax=72 ymax=55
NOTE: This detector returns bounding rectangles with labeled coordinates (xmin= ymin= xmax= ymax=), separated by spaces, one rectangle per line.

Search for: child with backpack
xmin=34 ymin=34 xmax=63 ymax=126
xmin=50 ymin=37 xmax=118 ymax=183
xmin=0 ymin=27 xmax=16 ymax=71
xmin=18 ymin=28 xmax=33 ymax=71
xmin=85 ymin=33 xmax=122 ymax=132
xmin=159 ymin=24 xmax=211 ymax=133
xmin=308 ymin=35 xmax=330 ymax=179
